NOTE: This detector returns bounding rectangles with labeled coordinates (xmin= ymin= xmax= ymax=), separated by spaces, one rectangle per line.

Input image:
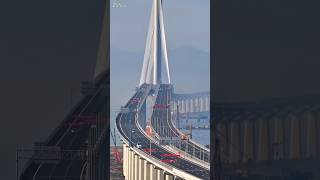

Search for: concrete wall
xmin=216 ymin=110 xmax=320 ymax=164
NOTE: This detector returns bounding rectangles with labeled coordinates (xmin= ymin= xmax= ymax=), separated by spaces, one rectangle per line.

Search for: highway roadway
xmin=116 ymin=84 xmax=210 ymax=179
xmin=20 ymin=80 xmax=107 ymax=180
xmin=151 ymin=84 xmax=209 ymax=162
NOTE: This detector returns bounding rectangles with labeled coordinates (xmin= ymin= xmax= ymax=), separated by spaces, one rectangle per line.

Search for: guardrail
xmin=116 ymin=85 xmax=209 ymax=180
xmin=170 ymin=111 xmax=210 ymax=152
xmin=117 ymin=124 xmax=203 ymax=180
xmin=135 ymin=115 xmax=210 ymax=170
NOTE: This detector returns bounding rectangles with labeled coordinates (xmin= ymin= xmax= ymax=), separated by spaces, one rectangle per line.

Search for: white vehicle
xmin=136 ymin=142 xmax=142 ymax=149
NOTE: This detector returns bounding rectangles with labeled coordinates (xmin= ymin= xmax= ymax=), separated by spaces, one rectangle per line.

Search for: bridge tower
xmin=139 ymin=0 xmax=171 ymax=86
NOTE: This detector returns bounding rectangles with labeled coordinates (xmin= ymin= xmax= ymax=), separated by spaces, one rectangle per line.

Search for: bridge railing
xmin=135 ymin=115 xmax=210 ymax=170
xmin=117 ymin=122 xmax=203 ymax=180
xmin=171 ymin=112 xmax=210 ymax=151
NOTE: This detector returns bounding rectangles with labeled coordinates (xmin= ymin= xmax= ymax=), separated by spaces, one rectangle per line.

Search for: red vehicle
xmin=143 ymin=148 xmax=157 ymax=153
xmin=160 ymin=153 xmax=180 ymax=158
xmin=161 ymin=159 xmax=176 ymax=163
xmin=153 ymin=104 xmax=170 ymax=109
xmin=160 ymin=153 xmax=178 ymax=163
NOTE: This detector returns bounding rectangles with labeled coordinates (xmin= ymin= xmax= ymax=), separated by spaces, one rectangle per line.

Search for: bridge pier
xmin=134 ymin=154 xmax=139 ymax=180
xmin=138 ymin=158 xmax=145 ymax=180
xmin=129 ymin=149 xmax=134 ymax=180
xmin=289 ymin=114 xmax=301 ymax=159
xmin=305 ymin=112 xmax=317 ymax=158
xmin=126 ymin=148 xmax=130 ymax=180
xmin=164 ymin=172 xmax=174 ymax=180
xmin=144 ymin=162 xmax=151 ymax=180
xmin=257 ymin=118 xmax=269 ymax=161
xmin=243 ymin=120 xmax=254 ymax=162
xmin=229 ymin=121 xmax=240 ymax=163
xmin=123 ymin=144 xmax=127 ymax=178
xmin=150 ymin=165 xmax=157 ymax=180
xmin=272 ymin=117 xmax=284 ymax=160
xmin=156 ymin=168 xmax=164 ymax=180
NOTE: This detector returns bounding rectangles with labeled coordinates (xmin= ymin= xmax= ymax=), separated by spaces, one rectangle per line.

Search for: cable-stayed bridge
xmin=16 ymin=0 xmax=210 ymax=179
xmin=115 ymin=0 xmax=210 ymax=179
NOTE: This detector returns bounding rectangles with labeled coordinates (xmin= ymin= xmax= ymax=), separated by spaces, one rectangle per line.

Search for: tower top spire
xmin=139 ymin=0 xmax=171 ymax=86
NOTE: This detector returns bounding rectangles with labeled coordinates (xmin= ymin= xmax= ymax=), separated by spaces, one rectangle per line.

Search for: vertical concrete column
xmin=193 ymin=98 xmax=196 ymax=112
xmin=126 ymin=149 xmax=129 ymax=180
xmin=257 ymin=118 xmax=269 ymax=161
xmin=198 ymin=97 xmax=203 ymax=112
xmin=129 ymin=150 xmax=133 ymax=180
xmin=196 ymin=97 xmax=199 ymax=112
xmin=156 ymin=168 xmax=164 ymax=180
xmin=202 ymin=97 xmax=206 ymax=112
xmin=243 ymin=120 xmax=254 ymax=162
xmin=206 ymin=96 xmax=210 ymax=112
xmin=289 ymin=114 xmax=301 ymax=159
xmin=204 ymin=96 xmax=206 ymax=111
xmin=181 ymin=100 xmax=185 ymax=113
xmin=124 ymin=146 xmax=127 ymax=179
xmin=220 ymin=122 xmax=227 ymax=163
xmin=164 ymin=172 xmax=174 ymax=180
xmin=150 ymin=165 xmax=157 ymax=180
xmin=185 ymin=99 xmax=189 ymax=113
xmin=305 ymin=112 xmax=317 ymax=158
xmin=272 ymin=117 xmax=284 ymax=160
xmin=123 ymin=144 xmax=127 ymax=178
xmin=229 ymin=121 xmax=240 ymax=163
xmin=194 ymin=97 xmax=197 ymax=112
xmin=317 ymin=111 xmax=320 ymax=159
xmin=180 ymin=100 xmax=183 ymax=113
xmin=138 ymin=158 xmax=145 ymax=180
xmin=198 ymin=97 xmax=201 ymax=112
xmin=190 ymin=99 xmax=193 ymax=112
xmin=143 ymin=162 xmax=151 ymax=180
xmin=134 ymin=154 xmax=139 ymax=180
xmin=132 ymin=151 xmax=136 ymax=180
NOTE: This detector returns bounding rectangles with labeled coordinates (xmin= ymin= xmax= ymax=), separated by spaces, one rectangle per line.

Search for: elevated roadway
xmin=19 ymin=76 xmax=107 ymax=180
xmin=116 ymin=84 xmax=210 ymax=180
xmin=151 ymin=84 xmax=210 ymax=163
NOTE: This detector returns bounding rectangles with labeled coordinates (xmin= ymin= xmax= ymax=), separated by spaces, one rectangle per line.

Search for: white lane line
xmin=79 ymin=162 xmax=87 ymax=180
xmin=32 ymin=164 xmax=42 ymax=180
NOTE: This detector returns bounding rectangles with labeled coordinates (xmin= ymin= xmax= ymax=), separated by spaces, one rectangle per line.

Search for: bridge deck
xmin=116 ymin=84 xmax=210 ymax=179
xmin=20 ymin=81 xmax=107 ymax=180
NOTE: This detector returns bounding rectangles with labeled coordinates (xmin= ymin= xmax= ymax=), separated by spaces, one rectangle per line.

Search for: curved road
xmin=116 ymin=84 xmax=210 ymax=180
xmin=20 ymin=80 xmax=107 ymax=180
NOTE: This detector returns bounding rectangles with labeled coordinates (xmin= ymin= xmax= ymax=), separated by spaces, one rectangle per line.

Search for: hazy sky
xmin=111 ymin=0 xmax=210 ymax=52
xmin=110 ymin=0 xmax=210 ymax=134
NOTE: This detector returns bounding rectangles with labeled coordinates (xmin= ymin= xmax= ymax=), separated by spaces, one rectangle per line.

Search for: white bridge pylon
xmin=139 ymin=0 xmax=171 ymax=86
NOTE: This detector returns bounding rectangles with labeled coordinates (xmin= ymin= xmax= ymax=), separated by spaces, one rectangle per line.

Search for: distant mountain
xmin=110 ymin=46 xmax=210 ymax=92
